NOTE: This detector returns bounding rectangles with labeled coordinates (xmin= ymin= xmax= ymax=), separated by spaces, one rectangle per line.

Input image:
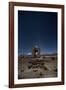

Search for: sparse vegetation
xmin=54 ymin=68 xmax=57 ymax=72
xmin=39 ymin=72 xmax=43 ymax=76
xmin=43 ymin=65 xmax=48 ymax=70
xmin=18 ymin=54 xmax=57 ymax=79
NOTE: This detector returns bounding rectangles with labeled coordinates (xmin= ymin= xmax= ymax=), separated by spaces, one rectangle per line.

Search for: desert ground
xmin=18 ymin=54 xmax=57 ymax=79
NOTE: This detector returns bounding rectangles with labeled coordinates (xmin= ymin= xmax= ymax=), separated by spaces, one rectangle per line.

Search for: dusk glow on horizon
xmin=18 ymin=10 xmax=57 ymax=55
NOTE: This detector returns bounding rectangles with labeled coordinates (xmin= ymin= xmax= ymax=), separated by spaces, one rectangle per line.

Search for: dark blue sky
xmin=18 ymin=10 xmax=57 ymax=55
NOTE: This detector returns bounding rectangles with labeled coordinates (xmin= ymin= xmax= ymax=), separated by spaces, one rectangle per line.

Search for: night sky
xmin=18 ymin=10 xmax=57 ymax=55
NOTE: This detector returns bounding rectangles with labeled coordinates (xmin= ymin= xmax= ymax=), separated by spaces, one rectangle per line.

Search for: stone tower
xmin=32 ymin=45 xmax=40 ymax=57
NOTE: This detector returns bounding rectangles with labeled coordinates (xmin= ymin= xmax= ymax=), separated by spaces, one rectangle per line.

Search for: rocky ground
xmin=18 ymin=55 xmax=57 ymax=79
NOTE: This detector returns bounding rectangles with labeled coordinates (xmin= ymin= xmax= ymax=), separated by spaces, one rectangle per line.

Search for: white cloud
xmin=27 ymin=52 xmax=32 ymax=55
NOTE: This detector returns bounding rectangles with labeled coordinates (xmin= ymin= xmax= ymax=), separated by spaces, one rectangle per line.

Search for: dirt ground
xmin=18 ymin=55 xmax=57 ymax=79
